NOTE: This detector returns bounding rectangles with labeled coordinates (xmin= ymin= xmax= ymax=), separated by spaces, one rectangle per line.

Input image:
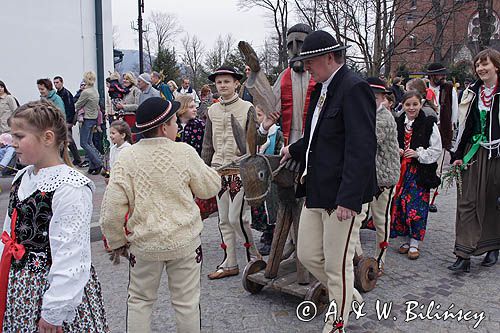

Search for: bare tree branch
xmin=239 ymin=0 xmax=289 ymax=71
xmin=181 ymin=33 xmax=205 ymax=90
xmin=148 ymin=11 xmax=182 ymax=52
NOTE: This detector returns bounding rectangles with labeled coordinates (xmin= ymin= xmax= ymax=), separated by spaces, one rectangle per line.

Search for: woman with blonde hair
xmin=115 ymin=72 xmax=141 ymax=135
xmin=167 ymin=80 xmax=178 ymax=96
xmin=175 ymin=95 xmax=205 ymax=155
xmin=75 ymin=71 xmax=103 ymax=175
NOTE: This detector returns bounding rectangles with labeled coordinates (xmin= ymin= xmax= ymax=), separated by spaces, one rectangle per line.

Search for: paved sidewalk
xmin=0 ymin=169 xmax=498 ymax=333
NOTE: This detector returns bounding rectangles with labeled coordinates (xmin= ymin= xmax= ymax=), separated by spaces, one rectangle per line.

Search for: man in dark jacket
xmin=426 ymin=63 xmax=458 ymax=213
xmin=281 ymin=30 xmax=377 ymax=332
xmin=53 ymin=76 xmax=83 ymax=166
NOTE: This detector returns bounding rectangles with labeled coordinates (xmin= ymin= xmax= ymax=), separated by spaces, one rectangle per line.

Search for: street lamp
xmin=131 ymin=0 xmax=146 ymax=73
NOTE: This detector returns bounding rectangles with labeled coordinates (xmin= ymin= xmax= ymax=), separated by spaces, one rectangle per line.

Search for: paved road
xmin=0 ymin=167 xmax=498 ymax=333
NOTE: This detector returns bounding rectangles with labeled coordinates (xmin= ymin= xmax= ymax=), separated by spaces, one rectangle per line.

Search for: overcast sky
xmin=111 ymin=0 xmax=272 ymax=53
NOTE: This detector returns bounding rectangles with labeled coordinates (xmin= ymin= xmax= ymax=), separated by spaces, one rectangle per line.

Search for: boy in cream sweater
xmin=100 ymin=97 xmax=220 ymax=333
xmin=202 ymin=66 xmax=280 ymax=279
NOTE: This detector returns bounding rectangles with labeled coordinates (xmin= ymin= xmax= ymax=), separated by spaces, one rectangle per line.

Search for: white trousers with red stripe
xmin=355 ymin=187 xmax=393 ymax=265
xmin=297 ymin=204 xmax=367 ymax=332
xmin=216 ymin=183 xmax=258 ymax=269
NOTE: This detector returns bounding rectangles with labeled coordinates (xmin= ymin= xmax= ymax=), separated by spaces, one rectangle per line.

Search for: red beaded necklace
xmin=480 ymin=82 xmax=498 ymax=108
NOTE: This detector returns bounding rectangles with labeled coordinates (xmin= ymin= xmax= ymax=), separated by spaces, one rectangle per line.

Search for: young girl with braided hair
xmin=0 ymin=100 xmax=108 ymax=332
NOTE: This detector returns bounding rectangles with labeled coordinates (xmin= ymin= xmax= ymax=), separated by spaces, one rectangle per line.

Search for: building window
xmin=468 ymin=11 xmax=500 ymax=41
xmin=410 ymin=0 xmax=417 ymax=9
xmin=408 ymin=35 xmax=417 ymax=52
xmin=406 ymin=13 xmax=417 ymax=24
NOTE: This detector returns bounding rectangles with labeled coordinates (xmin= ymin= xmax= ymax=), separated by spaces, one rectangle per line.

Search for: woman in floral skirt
xmin=390 ymin=91 xmax=442 ymax=260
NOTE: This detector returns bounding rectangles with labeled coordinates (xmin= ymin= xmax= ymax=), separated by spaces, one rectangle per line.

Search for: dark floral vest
xmin=7 ymin=172 xmax=54 ymax=271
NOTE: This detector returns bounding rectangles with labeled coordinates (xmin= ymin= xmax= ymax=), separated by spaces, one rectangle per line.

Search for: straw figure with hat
xmin=100 ymin=97 xmax=220 ymax=333
xmin=280 ymin=30 xmax=378 ymax=332
xmin=354 ymin=77 xmax=400 ymax=276
xmin=201 ymin=65 xmax=280 ymax=280
xmin=425 ymin=62 xmax=459 ymax=213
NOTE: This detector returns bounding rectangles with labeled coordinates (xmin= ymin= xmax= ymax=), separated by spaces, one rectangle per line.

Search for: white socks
xmin=409 ymin=238 xmax=419 ymax=253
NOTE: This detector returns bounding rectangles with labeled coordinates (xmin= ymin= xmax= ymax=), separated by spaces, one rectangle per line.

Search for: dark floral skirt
xmin=3 ymin=253 xmax=108 ymax=333
xmin=251 ymin=203 xmax=269 ymax=232
xmin=390 ymin=165 xmax=430 ymax=241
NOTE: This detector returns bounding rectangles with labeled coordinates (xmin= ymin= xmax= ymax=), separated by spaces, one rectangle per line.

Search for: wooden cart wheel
xmin=304 ymin=281 xmax=329 ymax=314
xmin=242 ymin=259 xmax=267 ymax=294
xmin=354 ymin=257 xmax=379 ymax=292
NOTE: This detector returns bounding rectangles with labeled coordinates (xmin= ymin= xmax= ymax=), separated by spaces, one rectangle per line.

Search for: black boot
xmin=448 ymin=257 xmax=470 ymax=272
xmin=429 ymin=204 xmax=437 ymax=213
xmin=258 ymin=229 xmax=274 ymax=256
xmin=481 ymin=250 xmax=499 ymax=267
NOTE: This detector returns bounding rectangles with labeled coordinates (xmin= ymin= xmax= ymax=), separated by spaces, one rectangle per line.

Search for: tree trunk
xmin=431 ymin=0 xmax=444 ymax=63
xmin=371 ymin=0 xmax=382 ymax=76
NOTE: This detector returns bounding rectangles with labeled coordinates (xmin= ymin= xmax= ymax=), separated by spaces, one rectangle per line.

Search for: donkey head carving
xmin=231 ymin=114 xmax=274 ymax=207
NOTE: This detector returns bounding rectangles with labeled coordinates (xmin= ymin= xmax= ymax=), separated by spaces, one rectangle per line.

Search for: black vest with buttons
xmin=7 ymin=172 xmax=54 ymax=269
xmin=396 ymin=111 xmax=441 ymax=189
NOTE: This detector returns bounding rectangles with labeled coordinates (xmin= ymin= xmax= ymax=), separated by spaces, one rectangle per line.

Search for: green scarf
xmin=462 ymin=109 xmax=488 ymax=167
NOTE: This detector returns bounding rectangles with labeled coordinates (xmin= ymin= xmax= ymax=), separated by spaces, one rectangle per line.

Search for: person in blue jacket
xmin=36 ymin=78 xmax=65 ymax=119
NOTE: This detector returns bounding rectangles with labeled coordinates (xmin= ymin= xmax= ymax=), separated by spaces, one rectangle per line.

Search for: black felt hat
xmin=426 ymin=63 xmax=448 ymax=75
xmin=291 ymin=30 xmax=350 ymax=62
xmin=208 ymin=65 xmax=243 ymax=82
xmin=366 ymin=77 xmax=391 ymax=94
xmin=131 ymin=97 xmax=180 ymax=134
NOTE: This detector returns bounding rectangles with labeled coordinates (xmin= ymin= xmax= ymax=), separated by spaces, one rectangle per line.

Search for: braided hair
xmin=8 ymin=100 xmax=73 ymax=166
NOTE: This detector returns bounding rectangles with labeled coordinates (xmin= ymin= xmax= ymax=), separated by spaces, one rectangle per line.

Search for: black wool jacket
xmin=289 ymin=65 xmax=378 ymax=213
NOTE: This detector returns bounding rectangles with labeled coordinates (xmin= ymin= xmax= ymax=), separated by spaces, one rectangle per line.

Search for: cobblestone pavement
xmin=0 ymin=168 xmax=499 ymax=333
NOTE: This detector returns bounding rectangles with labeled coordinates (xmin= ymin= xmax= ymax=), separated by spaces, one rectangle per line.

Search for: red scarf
xmin=0 ymin=209 xmax=24 ymax=328
xmin=280 ymin=67 xmax=315 ymax=144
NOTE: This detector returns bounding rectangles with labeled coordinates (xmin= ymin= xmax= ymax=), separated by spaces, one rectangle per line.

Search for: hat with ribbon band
xmin=208 ymin=65 xmax=243 ymax=82
xmin=291 ymin=30 xmax=350 ymax=62
xmin=366 ymin=77 xmax=391 ymax=94
xmin=131 ymin=97 xmax=180 ymax=134
xmin=426 ymin=63 xmax=448 ymax=75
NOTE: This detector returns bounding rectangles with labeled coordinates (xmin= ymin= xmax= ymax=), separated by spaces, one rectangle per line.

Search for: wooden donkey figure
xmin=230 ymin=114 xmax=310 ymax=285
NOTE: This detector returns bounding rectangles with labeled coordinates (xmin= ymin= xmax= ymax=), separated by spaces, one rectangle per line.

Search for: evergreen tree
xmin=154 ymin=47 xmax=180 ymax=83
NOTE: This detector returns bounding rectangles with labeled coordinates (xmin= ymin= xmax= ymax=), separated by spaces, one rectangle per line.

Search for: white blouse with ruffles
xmin=404 ymin=115 xmax=443 ymax=164
xmin=0 ymin=164 xmax=94 ymax=326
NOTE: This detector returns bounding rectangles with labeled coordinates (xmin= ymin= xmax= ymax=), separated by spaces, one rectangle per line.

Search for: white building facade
xmin=1 ymin=0 xmax=114 ymax=104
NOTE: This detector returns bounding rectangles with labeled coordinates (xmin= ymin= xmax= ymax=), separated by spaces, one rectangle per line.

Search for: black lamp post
xmin=131 ymin=0 xmax=145 ymax=73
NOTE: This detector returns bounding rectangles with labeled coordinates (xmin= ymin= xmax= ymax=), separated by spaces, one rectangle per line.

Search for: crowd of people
xmin=0 ymin=27 xmax=498 ymax=333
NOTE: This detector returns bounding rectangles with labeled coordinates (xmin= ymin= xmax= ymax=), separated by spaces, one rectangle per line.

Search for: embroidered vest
xmin=7 ymin=173 xmax=54 ymax=270
xmin=208 ymin=96 xmax=251 ymax=167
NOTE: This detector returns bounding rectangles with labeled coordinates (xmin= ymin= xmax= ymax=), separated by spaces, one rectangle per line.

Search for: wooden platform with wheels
xmin=242 ymin=257 xmax=329 ymax=312
xmin=239 ymin=159 xmax=380 ymax=310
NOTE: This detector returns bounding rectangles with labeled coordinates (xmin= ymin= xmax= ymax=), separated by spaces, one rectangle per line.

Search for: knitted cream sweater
xmin=100 ymin=137 xmax=220 ymax=261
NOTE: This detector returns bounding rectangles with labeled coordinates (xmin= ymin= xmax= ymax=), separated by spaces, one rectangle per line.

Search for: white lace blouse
xmin=404 ymin=115 xmax=443 ymax=164
xmin=0 ymin=164 xmax=95 ymax=326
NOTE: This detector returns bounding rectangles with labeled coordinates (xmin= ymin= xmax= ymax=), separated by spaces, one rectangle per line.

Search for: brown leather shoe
xmin=398 ymin=243 xmax=409 ymax=254
xmin=207 ymin=267 xmax=239 ymax=280
xmin=407 ymin=246 xmax=420 ymax=260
